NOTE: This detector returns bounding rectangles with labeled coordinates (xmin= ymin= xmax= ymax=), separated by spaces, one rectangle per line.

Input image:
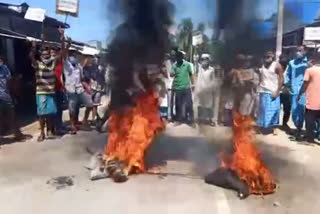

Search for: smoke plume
xmin=106 ymin=0 xmax=174 ymax=109
xmin=215 ymin=0 xmax=270 ymax=56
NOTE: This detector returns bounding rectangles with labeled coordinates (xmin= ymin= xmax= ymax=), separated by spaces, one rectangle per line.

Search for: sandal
xmin=209 ymin=121 xmax=216 ymax=127
xmin=69 ymin=127 xmax=77 ymax=135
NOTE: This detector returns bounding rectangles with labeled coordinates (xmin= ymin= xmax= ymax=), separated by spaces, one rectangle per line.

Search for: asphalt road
xmin=0 ymin=123 xmax=320 ymax=214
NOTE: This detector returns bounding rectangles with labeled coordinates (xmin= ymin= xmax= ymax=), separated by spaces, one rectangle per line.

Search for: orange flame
xmin=105 ymin=90 xmax=164 ymax=175
xmin=221 ymin=112 xmax=276 ymax=194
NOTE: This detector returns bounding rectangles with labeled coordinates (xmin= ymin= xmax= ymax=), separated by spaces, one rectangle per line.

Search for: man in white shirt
xmin=195 ymin=54 xmax=223 ymax=126
xmin=64 ymin=55 xmax=93 ymax=134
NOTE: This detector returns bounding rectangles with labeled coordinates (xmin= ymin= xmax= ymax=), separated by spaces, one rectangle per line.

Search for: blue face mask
xmin=296 ymin=51 xmax=304 ymax=59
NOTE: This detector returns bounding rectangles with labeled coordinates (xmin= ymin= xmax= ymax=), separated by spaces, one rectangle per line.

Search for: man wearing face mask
xmin=82 ymin=56 xmax=105 ymax=126
xmin=196 ymin=54 xmax=223 ymax=126
xmin=285 ymin=46 xmax=308 ymax=140
xmin=30 ymin=45 xmax=58 ymax=142
xmin=231 ymin=53 xmax=260 ymax=118
xmin=257 ymin=51 xmax=284 ymax=135
xmin=63 ymin=52 xmax=93 ymax=134
xmin=171 ymin=51 xmax=195 ymax=127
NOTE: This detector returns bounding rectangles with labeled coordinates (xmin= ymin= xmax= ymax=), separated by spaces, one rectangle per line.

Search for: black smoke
xmin=215 ymin=0 xmax=271 ymax=57
xmin=106 ymin=0 xmax=174 ymax=109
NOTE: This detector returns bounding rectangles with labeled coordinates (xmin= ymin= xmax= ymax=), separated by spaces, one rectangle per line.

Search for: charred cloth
xmin=205 ymin=168 xmax=249 ymax=199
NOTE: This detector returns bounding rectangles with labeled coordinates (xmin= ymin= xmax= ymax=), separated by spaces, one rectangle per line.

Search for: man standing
xmin=232 ymin=54 xmax=260 ymax=118
xmin=64 ymin=54 xmax=93 ymax=134
xmin=196 ymin=54 xmax=223 ymax=126
xmin=257 ymin=51 xmax=284 ymax=135
xmin=50 ymin=47 xmax=66 ymax=135
xmin=83 ymin=57 xmax=105 ymax=125
xmin=171 ymin=51 xmax=195 ymax=126
xmin=96 ymin=63 xmax=113 ymax=133
xmin=279 ymin=54 xmax=291 ymax=131
xmin=0 ymin=55 xmax=25 ymax=141
xmin=164 ymin=52 xmax=175 ymax=121
xmin=297 ymin=53 xmax=320 ymax=143
xmin=285 ymin=46 xmax=308 ymax=139
xmin=30 ymin=46 xmax=58 ymax=142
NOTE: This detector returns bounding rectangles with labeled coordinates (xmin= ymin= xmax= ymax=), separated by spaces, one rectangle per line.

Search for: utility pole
xmin=276 ymin=0 xmax=284 ymax=60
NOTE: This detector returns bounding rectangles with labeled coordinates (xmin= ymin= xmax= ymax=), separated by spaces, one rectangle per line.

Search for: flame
xmin=105 ymin=90 xmax=164 ymax=175
xmin=221 ymin=112 xmax=276 ymax=195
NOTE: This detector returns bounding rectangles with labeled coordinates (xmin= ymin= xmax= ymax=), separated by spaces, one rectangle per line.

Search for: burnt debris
xmin=205 ymin=168 xmax=250 ymax=199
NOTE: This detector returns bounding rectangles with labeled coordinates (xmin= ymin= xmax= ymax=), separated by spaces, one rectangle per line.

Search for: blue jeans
xmin=175 ymin=88 xmax=194 ymax=123
xmin=67 ymin=92 xmax=93 ymax=116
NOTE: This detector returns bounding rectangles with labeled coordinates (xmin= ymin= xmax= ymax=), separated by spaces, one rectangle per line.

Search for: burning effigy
xmin=206 ymin=112 xmax=276 ymax=199
xmin=205 ymin=55 xmax=276 ymax=198
xmin=99 ymin=0 xmax=173 ymax=182
xmin=105 ymin=81 xmax=165 ymax=181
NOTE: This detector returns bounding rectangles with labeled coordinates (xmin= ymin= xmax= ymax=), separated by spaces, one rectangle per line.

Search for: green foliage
xmin=177 ymin=18 xmax=194 ymax=61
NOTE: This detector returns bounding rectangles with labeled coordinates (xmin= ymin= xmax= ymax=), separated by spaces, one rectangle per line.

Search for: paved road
xmin=0 ymin=123 xmax=320 ymax=214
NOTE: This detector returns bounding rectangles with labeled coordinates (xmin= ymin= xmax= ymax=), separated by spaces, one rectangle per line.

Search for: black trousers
xmin=55 ymin=91 xmax=64 ymax=129
xmin=305 ymin=109 xmax=320 ymax=140
xmin=175 ymin=88 xmax=194 ymax=123
xmin=280 ymin=93 xmax=291 ymax=125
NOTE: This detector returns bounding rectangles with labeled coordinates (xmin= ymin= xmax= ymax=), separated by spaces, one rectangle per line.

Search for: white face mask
xmin=296 ymin=51 xmax=305 ymax=59
xmin=0 ymin=62 xmax=3 ymax=66
xmin=201 ymin=60 xmax=209 ymax=68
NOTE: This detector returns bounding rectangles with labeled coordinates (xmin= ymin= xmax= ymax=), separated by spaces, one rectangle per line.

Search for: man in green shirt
xmin=171 ymin=51 xmax=195 ymax=126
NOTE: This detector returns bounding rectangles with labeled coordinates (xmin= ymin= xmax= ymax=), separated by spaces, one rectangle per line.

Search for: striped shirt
xmin=36 ymin=61 xmax=56 ymax=95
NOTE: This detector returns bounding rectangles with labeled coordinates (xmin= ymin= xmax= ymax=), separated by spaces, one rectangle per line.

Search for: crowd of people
xmin=0 ymin=30 xmax=110 ymax=142
xmin=157 ymin=46 xmax=320 ymax=144
xmin=1 ymin=32 xmax=320 ymax=145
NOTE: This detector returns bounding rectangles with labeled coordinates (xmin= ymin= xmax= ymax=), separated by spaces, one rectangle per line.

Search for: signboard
xmin=304 ymin=27 xmax=320 ymax=41
xmin=56 ymin=0 xmax=79 ymax=17
xmin=24 ymin=8 xmax=46 ymax=22
xmin=192 ymin=34 xmax=203 ymax=46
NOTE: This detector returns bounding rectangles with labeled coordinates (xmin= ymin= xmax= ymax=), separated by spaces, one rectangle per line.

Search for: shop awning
xmin=0 ymin=3 xmax=68 ymax=43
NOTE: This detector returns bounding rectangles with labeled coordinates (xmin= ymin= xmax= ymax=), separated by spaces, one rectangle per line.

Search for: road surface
xmin=0 ymin=122 xmax=320 ymax=214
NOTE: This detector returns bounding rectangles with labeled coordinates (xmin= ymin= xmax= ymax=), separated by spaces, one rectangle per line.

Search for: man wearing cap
xmin=171 ymin=51 xmax=195 ymax=126
xmin=196 ymin=54 xmax=223 ymax=126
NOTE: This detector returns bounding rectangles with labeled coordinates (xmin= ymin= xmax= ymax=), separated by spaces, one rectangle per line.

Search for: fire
xmin=221 ymin=112 xmax=276 ymax=194
xmin=105 ymin=90 xmax=164 ymax=175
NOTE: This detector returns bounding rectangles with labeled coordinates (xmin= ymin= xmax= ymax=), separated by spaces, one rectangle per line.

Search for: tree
xmin=197 ymin=23 xmax=205 ymax=33
xmin=177 ymin=18 xmax=194 ymax=61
